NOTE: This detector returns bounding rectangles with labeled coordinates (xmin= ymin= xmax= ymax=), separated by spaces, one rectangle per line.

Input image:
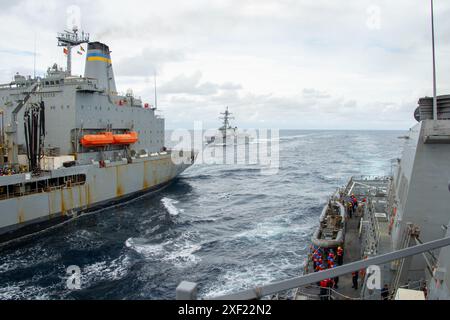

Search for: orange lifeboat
xmin=80 ymin=132 xmax=114 ymax=147
xmin=113 ymin=131 xmax=138 ymax=145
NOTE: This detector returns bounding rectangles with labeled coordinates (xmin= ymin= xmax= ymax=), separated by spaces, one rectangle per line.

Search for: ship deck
xmin=295 ymin=177 xmax=393 ymax=300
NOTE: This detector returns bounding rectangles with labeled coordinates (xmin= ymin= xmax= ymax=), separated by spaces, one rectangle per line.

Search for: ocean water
xmin=0 ymin=130 xmax=404 ymax=300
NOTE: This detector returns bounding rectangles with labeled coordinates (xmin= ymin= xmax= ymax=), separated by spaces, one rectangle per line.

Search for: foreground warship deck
xmin=297 ymin=177 xmax=395 ymax=300
xmin=176 ymin=96 xmax=450 ymax=300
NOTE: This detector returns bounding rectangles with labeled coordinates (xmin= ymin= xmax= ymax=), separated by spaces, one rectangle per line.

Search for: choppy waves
xmin=0 ymin=130 xmax=404 ymax=299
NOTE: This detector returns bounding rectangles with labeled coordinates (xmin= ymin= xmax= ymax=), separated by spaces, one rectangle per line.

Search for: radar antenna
xmin=57 ymin=26 xmax=90 ymax=76
xmin=154 ymin=71 xmax=158 ymax=110
xmin=219 ymin=106 xmax=234 ymax=131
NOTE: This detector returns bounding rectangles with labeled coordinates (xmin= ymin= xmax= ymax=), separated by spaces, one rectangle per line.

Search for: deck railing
xmin=177 ymin=235 xmax=450 ymax=300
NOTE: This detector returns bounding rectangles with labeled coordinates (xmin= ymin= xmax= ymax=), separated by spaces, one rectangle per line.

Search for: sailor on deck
xmin=337 ymin=246 xmax=344 ymax=265
xmin=319 ymin=279 xmax=331 ymax=300
xmin=351 ymin=271 xmax=359 ymax=290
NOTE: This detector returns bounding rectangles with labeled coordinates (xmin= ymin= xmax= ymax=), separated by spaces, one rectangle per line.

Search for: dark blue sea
xmin=0 ymin=130 xmax=404 ymax=299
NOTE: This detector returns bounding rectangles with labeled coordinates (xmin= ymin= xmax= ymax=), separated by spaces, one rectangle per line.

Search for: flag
xmin=80 ymin=46 xmax=85 ymax=52
xmin=63 ymin=48 xmax=68 ymax=55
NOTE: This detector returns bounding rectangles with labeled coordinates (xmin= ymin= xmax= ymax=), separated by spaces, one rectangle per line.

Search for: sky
xmin=0 ymin=0 xmax=449 ymax=130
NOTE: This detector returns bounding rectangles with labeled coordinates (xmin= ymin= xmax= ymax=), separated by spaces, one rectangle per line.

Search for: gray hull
xmin=0 ymin=151 xmax=195 ymax=245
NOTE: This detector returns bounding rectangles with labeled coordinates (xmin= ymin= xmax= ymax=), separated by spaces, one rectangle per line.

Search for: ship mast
xmin=57 ymin=26 xmax=90 ymax=76
xmin=431 ymin=0 xmax=438 ymax=120
xmin=219 ymin=107 xmax=234 ymax=132
xmin=154 ymin=71 xmax=158 ymax=110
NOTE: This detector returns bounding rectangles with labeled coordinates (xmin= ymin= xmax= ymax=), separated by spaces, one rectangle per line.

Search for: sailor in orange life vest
xmin=320 ymin=278 xmax=331 ymax=300
xmin=351 ymin=194 xmax=358 ymax=213
xmin=328 ymin=250 xmax=335 ymax=261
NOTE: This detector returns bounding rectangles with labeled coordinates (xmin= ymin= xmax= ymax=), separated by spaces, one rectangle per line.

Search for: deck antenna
xmin=33 ymin=33 xmax=37 ymax=79
xmin=57 ymin=26 xmax=89 ymax=76
xmin=154 ymin=70 xmax=158 ymax=109
xmin=431 ymin=0 xmax=438 ymax=120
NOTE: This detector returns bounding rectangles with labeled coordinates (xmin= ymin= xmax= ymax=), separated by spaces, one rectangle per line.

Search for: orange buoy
xmin=113 ymin=132 xmax=138 ymax=145
xmin=80 ymin=132 xmax=114 ymax=147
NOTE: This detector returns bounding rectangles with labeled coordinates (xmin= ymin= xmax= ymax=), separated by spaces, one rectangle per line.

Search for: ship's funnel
xmin=84 ymin=42 xmax=117 ymax=94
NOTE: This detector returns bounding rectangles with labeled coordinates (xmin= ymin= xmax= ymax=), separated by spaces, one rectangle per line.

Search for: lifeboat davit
xmin=113 ymin=132 xmax=138 ymax=145
xmin=80 ymin=132 xmax=114 ymax=147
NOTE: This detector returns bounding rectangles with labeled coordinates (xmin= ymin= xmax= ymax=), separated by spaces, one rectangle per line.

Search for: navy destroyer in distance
xmin=0 ymin=27 xmax=196 ymax=245
xmin=205 ymin=107 xmax=251 ymax=145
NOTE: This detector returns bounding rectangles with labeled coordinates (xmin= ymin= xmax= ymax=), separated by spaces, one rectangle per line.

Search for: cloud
xmin=302 ymin=88 xmax=331 ymax=99
xmin=0 ymin=49 xmax=36 ymax=57
xmin=158 ymin=71 xmax=242 ymax=96
xmin=155 ymin=81 xmax=417 ymax=130
xmin=0 ymin=0 xmax=448 ymax=130
xmin=115 ymin=47 xmax=186 ymax=77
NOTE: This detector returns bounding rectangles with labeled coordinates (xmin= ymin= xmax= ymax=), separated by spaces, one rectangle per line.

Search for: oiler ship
xmin=0 ymin=28 xmax=196 ymax=245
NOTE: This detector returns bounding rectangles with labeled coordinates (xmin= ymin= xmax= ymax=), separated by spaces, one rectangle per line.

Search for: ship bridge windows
xmin=0 ymin=174 xmax=86 ymax=200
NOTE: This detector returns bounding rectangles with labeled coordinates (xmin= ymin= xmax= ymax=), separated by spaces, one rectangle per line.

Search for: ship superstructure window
xmin=0 ymin=174 xmax=86 ymax=200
